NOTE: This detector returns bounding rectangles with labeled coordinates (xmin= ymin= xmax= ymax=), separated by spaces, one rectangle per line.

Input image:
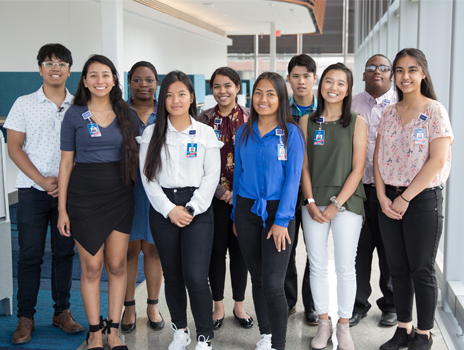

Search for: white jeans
xmin=302 ymin=206 xmax=362 ymax=319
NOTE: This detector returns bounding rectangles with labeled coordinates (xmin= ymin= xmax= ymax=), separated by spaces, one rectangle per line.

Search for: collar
xmin=167 ymin=115 xmax=197 ymax=134
xmin=37 ymin=85 xmax=73 ymax=105
xmin=127 ymin=98 xmax=157 ymax=125
xmin=252 ymin=119 xmax=281 ymax=138
xmin=289 ymin=95 xmax=318 ymax=111
xmin=361 ymin=88 xmax=395 ymax=106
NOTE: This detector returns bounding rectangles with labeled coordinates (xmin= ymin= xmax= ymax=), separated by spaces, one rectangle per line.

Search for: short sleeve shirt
xmin=377 ymin=100 xmax=453 ymax=187
xmin=61 ymin=104 xmax=139 ymax=163
xmin=3 ymin=86 xmax=73 ymax=190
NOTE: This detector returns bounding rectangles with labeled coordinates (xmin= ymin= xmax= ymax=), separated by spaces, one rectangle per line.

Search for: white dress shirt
xmin=4 ymin=86 xmax=73 ymax=190
xmin=139 ymin=116 xmax=223 ymax=218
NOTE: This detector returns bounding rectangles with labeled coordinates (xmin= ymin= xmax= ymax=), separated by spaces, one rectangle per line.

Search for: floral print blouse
xmin=377 ymin=100 xmax=453 ymax=187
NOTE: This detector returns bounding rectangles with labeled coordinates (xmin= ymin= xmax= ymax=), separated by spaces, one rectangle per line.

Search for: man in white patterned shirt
xmin=4 ymin=43 xmax=83 ymax=344
xmin=349 ymin=54 xmax=398 ymax=328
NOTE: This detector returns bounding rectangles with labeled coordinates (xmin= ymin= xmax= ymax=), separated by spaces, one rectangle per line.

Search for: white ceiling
xmin=131 ymin=0 xmax=317 ymax=35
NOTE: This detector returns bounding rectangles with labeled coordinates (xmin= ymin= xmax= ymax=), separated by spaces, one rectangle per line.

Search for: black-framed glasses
xmin=42 ymin=62 xmax=69 ymax=70
xmin=365 ymin=65 xmax=391 ymax=73
xmin=131 ymin=78 xmax=157 ymax=86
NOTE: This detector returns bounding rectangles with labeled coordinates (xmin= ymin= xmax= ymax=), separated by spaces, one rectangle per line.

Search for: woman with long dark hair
xmin=198 ymin=67 xmax=252 ymax=330
xmin=300 ymin=63 xmax=367 ymax=350
xmin=120 ymin=61 xmax=164 ymax=333
xmin=139 ymin=71 xmax=222 ymax=350
xmin=58 ymin=55 xmax=139 ymax=350
xmin=375 ymin=48 xmax=453 ymax=350
xmin=231 ymin=72 xmax=304 ymax=350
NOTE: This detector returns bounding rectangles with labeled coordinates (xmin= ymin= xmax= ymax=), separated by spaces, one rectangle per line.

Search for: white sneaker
xmin=168 ymin=324 xmax=191 ymax=350
xmin=255 ymin=334 xmax=272 ymax=350
xmin=195 ymin=335 xmax=211 ymax=349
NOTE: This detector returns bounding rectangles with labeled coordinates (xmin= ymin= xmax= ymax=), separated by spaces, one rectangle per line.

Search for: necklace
xmin=90 ymin=108 xmax=111 ymax=127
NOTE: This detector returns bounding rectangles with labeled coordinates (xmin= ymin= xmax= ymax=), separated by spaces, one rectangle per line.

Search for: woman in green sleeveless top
xmin=299 ymin=63 xmax=367 ymax=350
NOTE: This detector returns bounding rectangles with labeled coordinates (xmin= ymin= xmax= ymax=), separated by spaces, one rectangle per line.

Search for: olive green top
xmin=306 ymin=111 xmax=365 ymax=219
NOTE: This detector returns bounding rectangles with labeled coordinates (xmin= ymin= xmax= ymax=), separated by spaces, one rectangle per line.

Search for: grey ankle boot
xmin=336 ymin=322 xmax=355 ymax=350
xmin=311 ymin=317 xmax=332 ymax=350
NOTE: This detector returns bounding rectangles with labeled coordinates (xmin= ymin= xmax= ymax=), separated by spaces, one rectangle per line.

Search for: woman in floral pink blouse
xmin=374 ymin=48 xmax=453 ymax=350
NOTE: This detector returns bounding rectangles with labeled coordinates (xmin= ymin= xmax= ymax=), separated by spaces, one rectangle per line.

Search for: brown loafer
xmin=53 ymin=309 xmax=84 ymax=334
xmin=12 ymin=317 xmax=35 ymax=344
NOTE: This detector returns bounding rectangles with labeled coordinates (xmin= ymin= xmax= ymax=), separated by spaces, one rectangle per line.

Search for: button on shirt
xmin=138 ymin=116 xmax=223 ymax=218
xmin=231 ymin=121 xmax=304 ymax=228
xmin=4 ymin=86 xmax=73 ymax=190
xmin=351 ymin=89 xmax=398 ymax=184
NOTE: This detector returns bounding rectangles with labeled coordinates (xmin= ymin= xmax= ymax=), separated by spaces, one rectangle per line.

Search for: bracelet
xmin=303 ymin=198 xmax=315 ymax=206
xmin=330 ymin=196 xmax=346 ymax=212
xmin=400 ymin=194 xmax=410 ymax=203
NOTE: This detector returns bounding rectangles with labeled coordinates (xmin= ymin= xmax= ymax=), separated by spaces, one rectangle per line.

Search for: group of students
xmin=5 ymin=43 xmax=453 ymax=350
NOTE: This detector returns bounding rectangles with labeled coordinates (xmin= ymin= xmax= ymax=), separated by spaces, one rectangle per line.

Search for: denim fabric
xmin=16 ymin=187 xmax=75 ymax=318
xmin=235 ymin=195 xmax=295 ymax=350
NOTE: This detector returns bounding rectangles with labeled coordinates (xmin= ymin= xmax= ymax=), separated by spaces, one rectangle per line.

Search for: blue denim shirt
xmin=127 ymin=98 xmax=157 ymax=135
xmin=231 ymin=121 xmax=304 ymax=228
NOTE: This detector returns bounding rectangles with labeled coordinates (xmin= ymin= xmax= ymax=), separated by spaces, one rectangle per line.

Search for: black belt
xmin=385 ymin=185 xmax=443 ymax=194
xmin=364 ymin=183 xmax=376 ymax=188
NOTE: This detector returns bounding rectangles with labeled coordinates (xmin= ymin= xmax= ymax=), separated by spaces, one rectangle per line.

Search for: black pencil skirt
xmin=67 ymin=162 xmax=134 ymax=256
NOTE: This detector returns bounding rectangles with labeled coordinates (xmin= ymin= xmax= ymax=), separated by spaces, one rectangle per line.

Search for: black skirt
xmin=67 ymin=162 xmax=134 ymax=256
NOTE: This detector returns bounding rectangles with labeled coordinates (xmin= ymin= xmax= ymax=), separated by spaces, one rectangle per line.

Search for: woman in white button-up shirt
xmin=139 ymin=71 xmax=222 ymax=350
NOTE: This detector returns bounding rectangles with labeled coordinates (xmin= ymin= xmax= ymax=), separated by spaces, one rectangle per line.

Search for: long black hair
xmin=73 ymin=54 xmax=138 ymax=184
xmin=310 ymin=63 xmax=354 ymax=128
xmin=392 ymin=48 xmax=437 ymax=101
xmin=144 ymin=71 xmax=197 ymax=181
xmin=239 ymin=72 xmax=296 ymax=147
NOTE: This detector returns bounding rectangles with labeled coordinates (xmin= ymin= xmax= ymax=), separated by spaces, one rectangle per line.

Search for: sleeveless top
xmin=306 ymin=111 xmax=366 ymax=219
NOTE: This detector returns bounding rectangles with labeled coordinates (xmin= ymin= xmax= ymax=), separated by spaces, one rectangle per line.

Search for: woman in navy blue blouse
xmin=231 ymin=72 xmax=304 ymax=350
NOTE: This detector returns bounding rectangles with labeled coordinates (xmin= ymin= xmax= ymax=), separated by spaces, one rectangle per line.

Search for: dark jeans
xmin=235 ymin=195 xmax=295 ymax=350
xmin=378 ymin=187 xmax=443 ymax=331
xmin=284 ymin=200 xmax=314 ymax=312
xmin=209 ymin=197 xmax=248 ymax=302
xmin=16 ymin=187 xmax=75 ymax=318
xmin=149 ymin=187 xmax=214 ymax=340
xmin=353 ymin=185 xmax=395 ymax=315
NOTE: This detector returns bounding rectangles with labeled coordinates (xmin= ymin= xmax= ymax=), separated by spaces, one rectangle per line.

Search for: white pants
xmin=302 ymin=206 xmax=362 ymax=319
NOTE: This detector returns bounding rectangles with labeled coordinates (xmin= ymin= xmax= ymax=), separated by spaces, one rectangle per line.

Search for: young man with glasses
xmin=4 ymin=43 xmax=83 ymax=344
xmin=349 ymin=54 xmax=398 ymax=328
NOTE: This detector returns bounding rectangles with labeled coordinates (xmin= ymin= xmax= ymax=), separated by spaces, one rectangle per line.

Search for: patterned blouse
xmin=377 ymin=100 xmax=453 ymax=187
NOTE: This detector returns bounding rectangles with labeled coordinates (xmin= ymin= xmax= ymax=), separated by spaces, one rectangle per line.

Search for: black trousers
xmin=209 ymin=197 xmax=248 ymax=302
xmin=378 ymin=187 xmax=443 ymax=331
xmin=149 ymin=187 xmax=214 ymax=340
xmin=235 ymin=195 xmax=295 ymax=350
xmin=284 ymin=203 xmax=314 ymax=311
xmin=353 ymin=185 xmax=395 ymax=315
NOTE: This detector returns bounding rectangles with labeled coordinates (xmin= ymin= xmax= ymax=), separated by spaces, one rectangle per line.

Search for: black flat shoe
xmin=379 ymin=326 xmax=415 ymax=350
xmin=147 ymin=299 xmax=164 ymax=331
xmin=212 ymin=312 xmax=225 ymax=330
xmin=233 ymin=309 xmax=253 ymax=329
xmin=121 ymin=300 xmax=136 ymax=333
xmin=305 ymin=309 xmax=319 ymax=325
xmin=104 ymin=319 xmax=129 ymax=350
xmin=86 ymin=316 xmax=104 ymax=350
xmin=380 ymin=312 xmax=398 ymax=327
xmin=349 ymin=312 xmax=367 ymax=327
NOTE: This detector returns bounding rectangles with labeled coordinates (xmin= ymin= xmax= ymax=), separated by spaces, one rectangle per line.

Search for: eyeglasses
xmin=131 ymin=78 xmax=157 ymax=86
xmin=42 ymin=62 xmax=69 ymax=70
xmin=365 ymin=65 xmax=391 ymax=73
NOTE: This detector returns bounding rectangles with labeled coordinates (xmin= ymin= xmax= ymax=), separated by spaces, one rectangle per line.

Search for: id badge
xmin=314 ymin=130 xmax=325 ymax=145
xmin=54 ymin=119 xmax=61 ymax=133
xmin=186 ymin=143 xmax=198 ymax=158
xmin=277 ymin=143 xmax=287 ymax=161
xmin=214 ymin=129 xmax=221 ymax=140
xmin=87 ymin=123 xmax=101 ymax=138
xmin=214 ymin=118 xmax=222 ymax=126
xmin=414 ymin=128 xmax=426 ymax=145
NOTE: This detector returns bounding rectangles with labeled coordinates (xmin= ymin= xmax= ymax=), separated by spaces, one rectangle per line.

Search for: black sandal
xmin=121 ymin=300 xmax=136 ymax=333
xmin=86 ymin=316 xmax=104 ymax=350
xmin=103 ymin=319 xmax=128 ymax=350
xmin=147 ymin=299 xmax=164 ymax=330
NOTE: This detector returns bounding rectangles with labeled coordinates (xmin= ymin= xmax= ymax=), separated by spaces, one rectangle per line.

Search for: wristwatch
xmin=330 ymin=196 xmax=346 ymax=212
xmin=303 ymin=198 xmax=315 ymax=206
xmin=185 ymin=205 xmax=195 ymax=216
